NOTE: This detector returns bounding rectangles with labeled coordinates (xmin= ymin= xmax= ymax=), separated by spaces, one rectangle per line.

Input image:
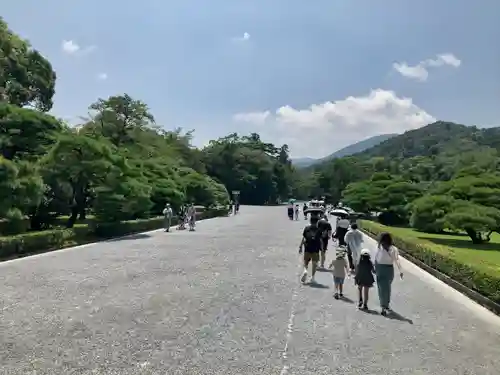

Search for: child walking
xmin=330 ymin=248 xmax=350 ymax=299
xmin=355 ymin=249 xmax=375 ymax=310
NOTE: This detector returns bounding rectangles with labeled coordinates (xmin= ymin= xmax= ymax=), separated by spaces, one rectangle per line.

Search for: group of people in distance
xmin=299 ymin=208 xmax=404 ymax=315
xmin=162 ymin=203 xmax=197 ymax=232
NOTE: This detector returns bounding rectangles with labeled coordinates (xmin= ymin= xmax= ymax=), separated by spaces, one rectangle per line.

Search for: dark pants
xmin=336 ymin=227 xmax=348 ymax=246
xmin=346 ymin=245 xmax=355 ymax=270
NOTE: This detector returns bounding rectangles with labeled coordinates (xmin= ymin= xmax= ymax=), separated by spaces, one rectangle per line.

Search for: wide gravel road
xmin=1 ymin=206 xmax=500 ymax=374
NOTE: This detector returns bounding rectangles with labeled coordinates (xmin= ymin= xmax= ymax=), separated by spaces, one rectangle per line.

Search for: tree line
xmin=0 ymin=17 xmax=301 ymax=236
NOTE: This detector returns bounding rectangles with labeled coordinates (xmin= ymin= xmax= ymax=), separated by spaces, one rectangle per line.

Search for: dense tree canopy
xmin=0 ymin=18 xmax=56 ymax=111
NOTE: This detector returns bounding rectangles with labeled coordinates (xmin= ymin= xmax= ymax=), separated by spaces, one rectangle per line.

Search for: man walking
xmin=345 ymin=223 xmax=363 ymax=272
xmin=299 ymin=215 xmax=322 ymax=284
xmin=162 ymin=203 xmax=173 ymax=232
xmin=317 ymin=216 xmax=333 ymax=269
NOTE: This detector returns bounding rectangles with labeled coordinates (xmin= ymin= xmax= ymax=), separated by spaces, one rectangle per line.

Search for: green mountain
xmin=292 ymin=133 xmax=397 ymax=167
xmin=357 ymin=121 xmax=500 ymax=159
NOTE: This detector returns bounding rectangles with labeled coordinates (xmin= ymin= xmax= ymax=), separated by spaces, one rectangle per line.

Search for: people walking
xmin=299 ymin=215 xmax=322 ymax=284
xmin=317 ymin=216 xmax=333 ymax=268
xmin=294 ymin=204 xmax=300 ymax=220
xmin=355 ymin=249 xmax=375 ymax=310
xmin=374 ymin=232 xmax=403 ymax=315
xmin=331 ymin=249 xmax=349 ymax=299
xmin=344 ymin=223 xmax=363 ymax=272
xmin=303 ymin=203 xmax=308 ymax=220
xmin=162 ymin=203 xmax=173 ymax=232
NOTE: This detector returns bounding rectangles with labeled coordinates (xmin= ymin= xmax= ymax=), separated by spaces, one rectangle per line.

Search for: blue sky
xmin=3 ymin=0 xmax=499 ymax=157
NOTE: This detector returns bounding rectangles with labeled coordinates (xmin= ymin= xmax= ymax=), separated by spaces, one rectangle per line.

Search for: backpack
xmin=304 ymin=225 xmax=321 ymax=245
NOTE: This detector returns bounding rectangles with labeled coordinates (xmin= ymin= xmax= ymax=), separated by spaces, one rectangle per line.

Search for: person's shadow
xmin=359 ymin=307 xmax=413 ymax=324
xmin=306 ymin=281 xmax=330 ymax=289
xmin=386 ymin=310 xmax=413 ymax=324
xmin=339 ymin=295 xmax=354 ymax=304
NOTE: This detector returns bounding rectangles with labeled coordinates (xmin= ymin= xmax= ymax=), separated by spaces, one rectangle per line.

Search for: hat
xmin=360 ymin=248 xmax=371 ymax=256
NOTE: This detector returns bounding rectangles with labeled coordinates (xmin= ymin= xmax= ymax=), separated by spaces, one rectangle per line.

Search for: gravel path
xmin=1 ymin=206 xmax=499 ymax=374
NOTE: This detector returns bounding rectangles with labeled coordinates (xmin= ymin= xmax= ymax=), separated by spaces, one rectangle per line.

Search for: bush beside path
xmin=360 ymin=220 xmax=500 ymax=308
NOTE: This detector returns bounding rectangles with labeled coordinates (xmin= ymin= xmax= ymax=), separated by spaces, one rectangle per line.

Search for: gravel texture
xmin=1 ymin=206 xmax=500 ymax=374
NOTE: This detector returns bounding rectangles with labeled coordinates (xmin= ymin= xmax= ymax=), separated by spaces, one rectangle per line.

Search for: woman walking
xmin=374 ymin=232 xmax=404 ymax=315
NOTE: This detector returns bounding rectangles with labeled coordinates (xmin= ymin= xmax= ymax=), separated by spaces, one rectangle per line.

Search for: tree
xmin=410 ymin=195 xmax=455 ymax=233
xmin=0 ymin=157 xmax=43 ymax=233
xmin=0 ymin=103 xmax=63 ymax=160
xmin=343 ymin=173 xmax=422 ymax=225
xmin=410 ymin=174 xmax=500 ymax=243
xmin=86 ymin=94 xmax=155 ymax=147
xmin=202 ymin=133 xmax=297 ymax=204
xmin=0 ymin=18 xmax=56 ymax=111
xmin=40 ymin=134 xmax=120 ymax=227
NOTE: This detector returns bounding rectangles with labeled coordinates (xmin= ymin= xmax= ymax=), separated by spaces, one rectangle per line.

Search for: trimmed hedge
xmin=360 ymin=220 xmax=500 ymax=304
xmin=0 ymin=208 xmax=227 ymax=261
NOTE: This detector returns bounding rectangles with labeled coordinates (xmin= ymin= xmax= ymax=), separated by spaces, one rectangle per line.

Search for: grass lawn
xmin=362 ymin=221 xmax=500 ymax=278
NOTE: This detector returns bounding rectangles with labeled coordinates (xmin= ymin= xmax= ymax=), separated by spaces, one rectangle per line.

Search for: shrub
xmin=0 ymin=207 xmax=228 ymax=260
xmin=360 ymin=220 xmax=500 ymax=304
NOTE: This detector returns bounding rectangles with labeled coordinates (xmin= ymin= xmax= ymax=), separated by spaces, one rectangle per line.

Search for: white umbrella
xmin=330 ymin=208 xmax=349 ymax=217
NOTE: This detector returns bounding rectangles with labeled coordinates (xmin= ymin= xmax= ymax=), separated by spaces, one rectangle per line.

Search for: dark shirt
xmin=318 ymin=220 xmax=332 ymax=238
xmin=302 ymin=224 xmax=322 ymax=253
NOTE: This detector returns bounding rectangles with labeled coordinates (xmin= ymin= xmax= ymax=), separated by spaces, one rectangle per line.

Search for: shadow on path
xmin=307 ymin=282 xmax=330 ymax=289
xmin=386 ymin=310 xmax=414 ymax=324
xmin=340 ymin=295 xmax=354 ymax=304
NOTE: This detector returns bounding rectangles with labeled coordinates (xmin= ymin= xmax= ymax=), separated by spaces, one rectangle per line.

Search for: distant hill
xmin=323 ymin=133 xmax=398 ymax=159
xmin=291 ymin=157 xmax=318 ymax=168
xmin=292 ymin=133 xmax=397 ymax=167
xmin=356 ymin=121 xmax=500 ymax=159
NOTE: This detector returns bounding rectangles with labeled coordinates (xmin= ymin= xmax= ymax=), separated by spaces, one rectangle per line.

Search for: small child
xmin=355 ymin=249 xmax=375 ymax=310
xmin=330 ymin=249 xmax=349 ymax=299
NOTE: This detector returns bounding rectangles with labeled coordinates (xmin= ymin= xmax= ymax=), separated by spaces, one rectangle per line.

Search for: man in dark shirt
xmin=317 ymin=216 xmax=333 ymax=269
xmin=299 ymin=215 xmax=322 ymax=284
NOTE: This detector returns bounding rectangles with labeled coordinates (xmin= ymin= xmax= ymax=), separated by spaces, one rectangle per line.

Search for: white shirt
xmin=345 ymin=229 xmax=363 ymax=250
xmin=337 ymin=219 xmax=350 ymax=229
xmin=375 ymin=246 xmax=402 ymax=271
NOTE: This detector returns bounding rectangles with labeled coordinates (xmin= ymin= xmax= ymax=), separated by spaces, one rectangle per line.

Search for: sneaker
xmin=339 ymin=293 xmax=344 ymax=298
xmin=358 ymin=300 xmax=363 ymax=309
xmin=334 ymin=293 xmax=339 ymax=300
xmin=310 ymin=276 xmax=316 ymax=284
xmin=363 ymin=304 xmax=368 ymax=310
xmin=381 ymin=308 xmax=387 ymax=316
xmin=300 ymin=271 xmax=308 ymax=283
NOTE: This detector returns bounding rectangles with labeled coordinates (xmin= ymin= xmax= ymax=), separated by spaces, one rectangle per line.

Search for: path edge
xmin=0 ymin=213 xmax=228 ymax=265
xmin=361 ymin=229 xmax=500 ymax=316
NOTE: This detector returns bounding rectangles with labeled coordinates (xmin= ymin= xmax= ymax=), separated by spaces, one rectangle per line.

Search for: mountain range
xmin=292 ymin=133 xmax=397 ymax=167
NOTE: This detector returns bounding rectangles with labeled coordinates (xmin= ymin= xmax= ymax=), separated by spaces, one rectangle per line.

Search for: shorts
xmin=333 ymin=277 xmax=345 ymax=285
xmin=304 ymin=252 xmax=320 ymax=262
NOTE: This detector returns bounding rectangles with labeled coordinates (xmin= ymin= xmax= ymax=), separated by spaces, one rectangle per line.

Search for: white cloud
xmin=233 ymin=110 xmax=270 ymax=124
xmin=393 ymin=53 xmax=461 ymax=81
xmin=232 ymin=89 xmax=436 ymax=158
xmin=97 ymin=73 xmax=108 ymax=80
xmin=232 ymin=32 xmax=251 ymax=42
xmin=61 ymin=40 xmax=96 ymax=56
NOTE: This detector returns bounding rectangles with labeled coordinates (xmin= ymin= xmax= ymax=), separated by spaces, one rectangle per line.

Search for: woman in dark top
xmin=355 ymin=249 xmax=375 ymax=310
